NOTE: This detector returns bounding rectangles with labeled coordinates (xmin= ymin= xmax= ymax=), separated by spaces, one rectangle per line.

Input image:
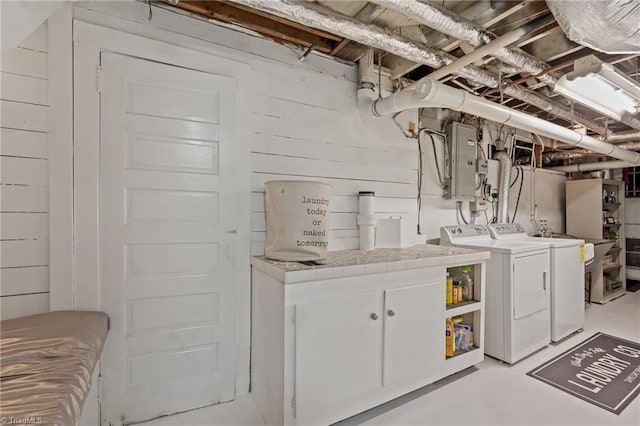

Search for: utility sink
xmin=584 ymin=238 xmax=615 ymax=271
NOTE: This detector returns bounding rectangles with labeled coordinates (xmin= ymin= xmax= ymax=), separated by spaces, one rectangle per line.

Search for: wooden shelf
xmin=603 ymin=223 xmax=621 ymax=227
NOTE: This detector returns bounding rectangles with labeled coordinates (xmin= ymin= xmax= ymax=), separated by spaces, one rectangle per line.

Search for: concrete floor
xmin=143 ymin=290 xmax=640 ymax=426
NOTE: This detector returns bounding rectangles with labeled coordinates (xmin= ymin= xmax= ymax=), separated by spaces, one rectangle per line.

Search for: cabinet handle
xmin=370 ymin=313 xmax=379 ymax=320
xmin=387 ymin=309 xmax=395 ymax=317
xmin=543 ymin=271 xmax=547 ymax=291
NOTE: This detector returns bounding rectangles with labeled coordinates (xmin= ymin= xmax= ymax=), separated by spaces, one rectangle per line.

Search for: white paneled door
xmin=99 ymin=53 xmax=237 ymax=425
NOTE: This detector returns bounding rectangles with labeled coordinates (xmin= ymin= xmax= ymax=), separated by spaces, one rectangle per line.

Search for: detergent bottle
xmin=460 ymin=265 xmax=473 ymax=301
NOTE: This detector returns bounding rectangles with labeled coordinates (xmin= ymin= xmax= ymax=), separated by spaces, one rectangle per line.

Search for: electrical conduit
xmin=493 ymin=151 xmax=512 ymax=224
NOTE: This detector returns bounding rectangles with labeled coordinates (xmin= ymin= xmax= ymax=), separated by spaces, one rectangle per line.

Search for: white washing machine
xmin=441 ymin=224 xmax=551 ymax=364
xmin=487 ymin=223 xmax=585 ymax=342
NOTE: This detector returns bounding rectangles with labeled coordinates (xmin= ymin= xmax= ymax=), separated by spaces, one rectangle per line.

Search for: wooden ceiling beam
xmin=177 ymin=1 xmax=337 ymax=53
xmin=218 ymin=1 xmax=342 ymax=41
xmin=330 ymin=3 xmax=386 ymax=57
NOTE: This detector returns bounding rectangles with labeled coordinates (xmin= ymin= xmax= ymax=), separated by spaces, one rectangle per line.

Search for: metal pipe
xmin=227 ymin=0 xmax=609 ymax=135
xmin=549 ymin=161 xmax=637 ymax=172
xmin=368 ymin=77 xmax=640 ymax=163
xmin=603 ymin=130 xmax=640 ymax=142
xmin=543 ymin=141 xmax=640 ymax=164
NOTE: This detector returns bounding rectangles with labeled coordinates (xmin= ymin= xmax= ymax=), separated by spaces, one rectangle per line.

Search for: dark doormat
xmin=627 ymin=279 xmax=640 ymax=293
xmin=527 ymin=332 xmax=640 ymax=414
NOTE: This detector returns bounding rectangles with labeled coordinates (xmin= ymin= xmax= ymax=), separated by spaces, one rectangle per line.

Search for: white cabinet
xmin=295 ymin=291 xmax=381 ymax=417
xmin=382 ymin=283 xmax=443 ymax=386
xmin=251 ymin=251 xmax=487 ymax=426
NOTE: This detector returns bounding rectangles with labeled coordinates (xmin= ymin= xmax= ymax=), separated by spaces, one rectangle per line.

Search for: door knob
xmin=387 ymin=309 xmax=395 ymax=317
xmin=370 ymin=313 xmax=379 ymax=320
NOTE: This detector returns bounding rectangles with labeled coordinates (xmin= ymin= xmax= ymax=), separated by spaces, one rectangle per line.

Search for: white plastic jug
xmin=264 ymin=180 xmax=331 ymax=261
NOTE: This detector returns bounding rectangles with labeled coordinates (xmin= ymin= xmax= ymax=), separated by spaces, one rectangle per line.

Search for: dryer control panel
xmin=441 ymin=224 xmax=490 ymax=242
xmin=490 ymin=223 xmax=526 ymax=235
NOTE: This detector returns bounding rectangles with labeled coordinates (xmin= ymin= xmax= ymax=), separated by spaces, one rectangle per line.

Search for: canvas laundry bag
xmin=264 ymin=180 xmax=331 ymax=261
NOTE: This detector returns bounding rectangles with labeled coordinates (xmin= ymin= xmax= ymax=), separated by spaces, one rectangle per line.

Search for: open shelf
xmin=603 ymin=202 xmax=621 ymax=209
xmin=446 ymin=301 xmax=481 ymax=316
xmin=603 ymin=263 xmax=622 ymax=272
xmin=442 ymin=346 xmax=484 ymax=377
xmin=567 ymin=178 xmax=626 ymax=303
xmin=445 ymin=345 xmax=480 ymax=360
xmin=605 ymin=280 xmax=624 ymax=290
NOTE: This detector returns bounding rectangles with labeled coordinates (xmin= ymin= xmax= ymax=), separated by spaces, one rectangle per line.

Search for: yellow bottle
xmin=446 ymin=274 xmax=453 ymax=305
xmin=446 ymin=318 xmax=455 ymax=357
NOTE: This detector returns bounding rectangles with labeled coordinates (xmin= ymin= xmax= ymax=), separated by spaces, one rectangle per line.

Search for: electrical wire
xmin=477 ymin=141 xmax=488 ymax=161
xmin=512 ymin=166 xmax=525 ymax=223
xmin=417 ymin=131 xmax=424 ymax=234
xmin=457 ymin=201 xmax=470 ymax=225
xmin=510 ymin=165 xmax=520 ymax=188
xmin=422 ymin=130 xmax=447 ymax=189
xmin=393 ymin=112 xmax=414 ymax=138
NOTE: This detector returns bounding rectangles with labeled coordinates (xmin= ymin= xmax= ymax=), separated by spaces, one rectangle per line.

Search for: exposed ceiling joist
xmin=168 ymin=0 xmax=640 ymax=163
xmin=177 ymin=0 xmax=341 ymax=53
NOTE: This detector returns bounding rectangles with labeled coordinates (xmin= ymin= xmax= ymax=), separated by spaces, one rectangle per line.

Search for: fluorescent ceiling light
xmin=553 ymin=55 xmax=640 ymax=120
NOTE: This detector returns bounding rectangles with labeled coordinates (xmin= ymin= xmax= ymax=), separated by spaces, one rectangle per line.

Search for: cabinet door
xmin=383 ymin=282 xmax=444 ymax=386
xmin=295 ymin=291 xmax=381 ymax=417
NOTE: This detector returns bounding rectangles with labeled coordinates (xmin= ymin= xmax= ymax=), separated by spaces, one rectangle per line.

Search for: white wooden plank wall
xmin=0 ymin=23 xmax=50 ymax=319
xmin=70 ymin=1 xmax=508 ymax=259
xmin=249 ymin=63 xmax=422 ymax=255
xmin=70 ymin=2 xmax=567 ymax=264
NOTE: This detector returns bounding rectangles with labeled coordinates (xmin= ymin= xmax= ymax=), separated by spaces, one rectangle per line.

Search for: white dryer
xmin=487 ymin=223 xmax=585 ymax=342
xmin=441 ymin=224 xmax=550 ymax=364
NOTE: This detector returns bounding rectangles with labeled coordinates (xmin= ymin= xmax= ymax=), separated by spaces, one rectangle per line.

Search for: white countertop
xmin=251 ymin=244 xmax=490 ymax=284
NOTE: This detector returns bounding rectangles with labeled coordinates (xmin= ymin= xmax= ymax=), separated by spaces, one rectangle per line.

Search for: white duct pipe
xmin=369 ymin=78 xmax=640 ymax=164
xmin=549 ymin=161 xmax=636 ymax=173
xmin=419 ymin=13 xmax=553 ymax=84
xmin=427 ymin=27 xmax=531 ymax=81
xmin=494 ymin=151 xmax=512 ymax=224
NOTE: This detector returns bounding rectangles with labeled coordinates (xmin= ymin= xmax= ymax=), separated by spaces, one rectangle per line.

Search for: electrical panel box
xmin=444 ymin=122 xmax=477 ymax=200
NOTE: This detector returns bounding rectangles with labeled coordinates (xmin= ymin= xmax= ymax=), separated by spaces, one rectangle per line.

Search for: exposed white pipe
xmin=549 ymin=161 xmax=636 ymax=173
xmin=368 ymin=77 xmax=640 ymax=164
xmin=426 ymin=27 xmax=531 ymax=81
